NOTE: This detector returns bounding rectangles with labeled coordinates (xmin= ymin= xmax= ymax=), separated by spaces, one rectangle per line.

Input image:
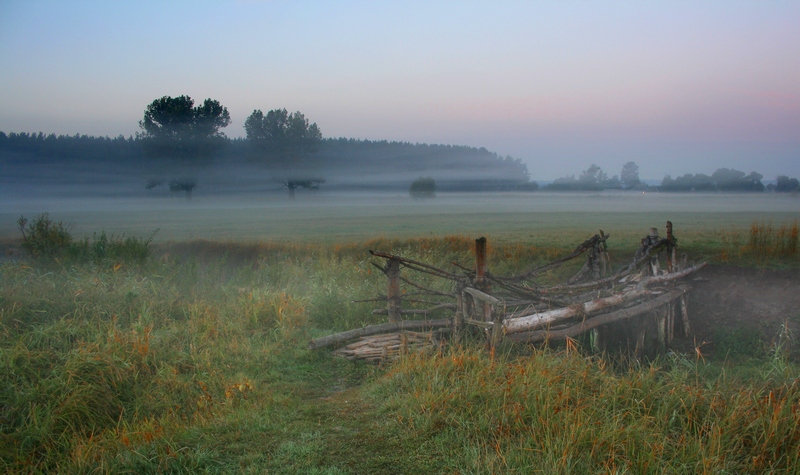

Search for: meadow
xmin=1 ymin=192 xmax=799 ymax=473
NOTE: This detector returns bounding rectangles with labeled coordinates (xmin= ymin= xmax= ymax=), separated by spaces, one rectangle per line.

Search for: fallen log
xmin=506 ymin=286 xmax=691 ymax=343
xmin=308 ymin=318 xmax=451 ymax=350
xmin=503 ymin=262 xmax=706 ymax=334
xmin=503 ymin=288 xmax=651 ymax=334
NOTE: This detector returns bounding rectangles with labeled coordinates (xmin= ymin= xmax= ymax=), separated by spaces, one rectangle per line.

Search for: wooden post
xmin=648 ymin=227 xmax=660 ymax=276
xmin=666 ymin=302 xmax=674 ymax=343
xmin=386 ymin=258 xmax=401 ymax=323
xmin=680 ymin=294 xmax=691 ymax=337
xmin=666 ymin=221 xmax=674 ymax=273
xmin=475 ymin=237 xmax=492 ymax=321
xmin=656 ymin=308 xmax=667 ymax=355
xmin=475 ymin=237 xmax=488 ymax=285
xmin=490 ymin=302 xmax=505 ymax=348
xmin=635 ymin=316 xmax=647 ymax=359
xmin=591 ymin=327 xmax=604 ymax=353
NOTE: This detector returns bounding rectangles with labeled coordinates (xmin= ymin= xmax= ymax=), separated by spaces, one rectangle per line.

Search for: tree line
xmin=2 ymin=94 xmax=798 ymax=195
xmin=1 ymin=95 xmax=531 ymax=194
xmin=546 ymin=162 xmax=799 ymax=193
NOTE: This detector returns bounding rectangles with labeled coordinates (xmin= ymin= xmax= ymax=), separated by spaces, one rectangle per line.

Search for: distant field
xmin=2 ymin=191 xmax=798 ymax=246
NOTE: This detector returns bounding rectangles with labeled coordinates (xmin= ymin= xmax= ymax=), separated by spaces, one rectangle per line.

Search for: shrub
xmin=17 ymin=214 xmax=154 ymax=265
xmin=17 ymin=213 xmax=72 ymax=259
xmin=409 ymin=177 xmax=436 ymax=199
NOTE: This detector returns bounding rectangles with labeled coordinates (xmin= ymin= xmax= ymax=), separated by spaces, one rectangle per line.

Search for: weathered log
xmin=503 ymin=261 xmax=705 ymax=335
xmin=308 ymin=318 xmax=451 ymax=349
xmin=503 ymin=288 xmax=652 ymax=334
xmin=506 ymin=286 xmax=690 ymax=343
xmin=636 ymin=262 xmax=707 ymax=289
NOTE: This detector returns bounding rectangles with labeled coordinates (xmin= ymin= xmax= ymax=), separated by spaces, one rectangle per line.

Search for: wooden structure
xmin=309 ymin=222 xmax=705 ymax=361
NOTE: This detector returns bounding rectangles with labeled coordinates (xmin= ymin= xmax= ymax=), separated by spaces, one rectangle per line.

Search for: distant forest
xmin=0 ymin=131 xmax=533 ymax=192
xmin=1 ymin=130 xmax=798 ymax=194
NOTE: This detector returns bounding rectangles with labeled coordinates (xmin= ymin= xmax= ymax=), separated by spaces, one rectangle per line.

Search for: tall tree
xmin=245 ymin=108 xmax=323 ymax=196
xmin=776 ymin=175 xmax=800 ymax=193
xmin=578 ymin=164 xmax=608 ymax=189
xmin=620 ymin=161 xmax=640 ymax=189
xmin=138 ymin=95 xmax=230 ymax=160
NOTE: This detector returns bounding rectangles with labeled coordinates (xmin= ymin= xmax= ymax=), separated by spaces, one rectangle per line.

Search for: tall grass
xmin=374 ymin=346 xmax=800 ymax=474
xmin=717 ymin=220 xmax=799 ymax=266
xmin=2 ymin=227 xmax=799 ymax=472
xmin=747 ymin=221 xmax=799 ymax=261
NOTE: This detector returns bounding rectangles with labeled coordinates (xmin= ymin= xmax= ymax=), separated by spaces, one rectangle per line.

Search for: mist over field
xmin=2 ymin=179 xmax=798 ymax=245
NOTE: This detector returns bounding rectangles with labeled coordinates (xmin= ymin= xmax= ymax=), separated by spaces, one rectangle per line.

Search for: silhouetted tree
xmin=138 ymin=95 xmax=230 ymax=161
xmin=660 ymin=173 xmax=715 ymax=192
xmin=579 ymin=164 xmax=608 ymax=186
xmin=169 ymin=178 xmax=197 ymax=201
xmin=776 ymin=175 xmax=800 ymax=193
xmin=284 ymin=179 xmax=325 ymax=198
xmin=620 ymin=161 xmax=640 ymax=190
xmin=245 ymin=109 xmax=323 ymax=197
xmin=169 ymin=179 xmax=197 ymax=200
xmin=712 ymin=168 xmax=764 ymax=192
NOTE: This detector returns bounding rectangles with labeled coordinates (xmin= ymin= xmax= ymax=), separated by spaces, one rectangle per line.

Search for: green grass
xmin=1 ymin=220 xmax=799 ymax=473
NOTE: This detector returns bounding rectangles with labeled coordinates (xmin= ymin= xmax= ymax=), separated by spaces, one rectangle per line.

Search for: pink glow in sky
xmin=1 ymin=1 xmax=798 ymax=180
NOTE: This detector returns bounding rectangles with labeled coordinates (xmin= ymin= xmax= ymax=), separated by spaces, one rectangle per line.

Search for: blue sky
xmin=1 ymin=1 xmax=798 ymax=180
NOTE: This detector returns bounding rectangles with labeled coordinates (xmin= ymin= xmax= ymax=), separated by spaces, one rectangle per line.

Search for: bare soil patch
xmin=686 ymin=264 xmax=800 ymax=357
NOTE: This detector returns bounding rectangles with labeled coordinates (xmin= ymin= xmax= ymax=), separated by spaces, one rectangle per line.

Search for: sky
xmin=1 ymin=1 xmax=798 ymax=181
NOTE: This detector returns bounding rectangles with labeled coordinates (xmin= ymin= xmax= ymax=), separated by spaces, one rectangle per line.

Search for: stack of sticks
xmin=332 ymin=331 xmax=437 ymax=363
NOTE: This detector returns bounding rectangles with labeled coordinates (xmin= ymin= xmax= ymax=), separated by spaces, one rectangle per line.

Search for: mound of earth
xmin=686 ymin=265 xmax=800 ymax=357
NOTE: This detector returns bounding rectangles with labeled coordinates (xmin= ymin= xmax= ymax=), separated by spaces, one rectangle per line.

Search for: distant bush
xmin=409 ymin=176 xmax=436 ymax=199
xmin=17 ymin=213 xmax=154 ymax=265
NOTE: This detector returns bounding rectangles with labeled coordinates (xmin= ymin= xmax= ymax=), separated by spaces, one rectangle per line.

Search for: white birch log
xmin=503 ymin=288 xmax=651 ymax=334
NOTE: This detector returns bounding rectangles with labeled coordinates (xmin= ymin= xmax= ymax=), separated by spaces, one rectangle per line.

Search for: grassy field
xmin=2 ymin=191 xmax=799 ymax=244
xmin=1 ymin=199 xmax=799 ymax=473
